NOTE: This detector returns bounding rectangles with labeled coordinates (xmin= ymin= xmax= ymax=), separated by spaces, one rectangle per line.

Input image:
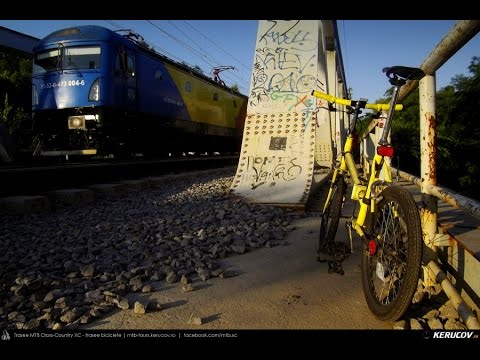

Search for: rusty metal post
xmin=419 ymin=74 xmax=439 ymax=280
xmin=383 ymin=112 xmax=392 ymax=180
xmin=327 ymin=50 xmax=339 ymax=161
xmin=336 ymin=82 xmax=346 ymax=164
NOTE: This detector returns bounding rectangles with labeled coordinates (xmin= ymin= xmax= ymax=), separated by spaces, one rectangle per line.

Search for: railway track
xmin=0 ymin=155 xmax=239 ymax=198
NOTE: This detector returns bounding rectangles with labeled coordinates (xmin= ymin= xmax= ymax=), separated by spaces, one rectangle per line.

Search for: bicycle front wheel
xmin=361 ymin=185 xmax=422 ymax=322
xmin=318 ymin=177 xmax=346 ymax=253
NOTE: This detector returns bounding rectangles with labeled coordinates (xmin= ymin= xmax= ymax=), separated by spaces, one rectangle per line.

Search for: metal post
xmin=377 ymin=112 xmax=391 ymax=180
xmin=419 ymin=74 xmax=438 ymax=255
xmin=336 ymin=82 xmax=345 ymax=164
xmin=327 ymin=50 xmax=338 ymax=160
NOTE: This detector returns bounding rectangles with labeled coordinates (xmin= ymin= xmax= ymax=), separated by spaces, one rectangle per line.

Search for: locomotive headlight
xmin=68 ymin=116 xmax=86 ymax=129
xmin=72 ymin=118 xmax=82 ymax=127
xmin=32 ymin=85 xmax=38 ymax=106
xmin=88 ymin=78 xmax=100 ymax=101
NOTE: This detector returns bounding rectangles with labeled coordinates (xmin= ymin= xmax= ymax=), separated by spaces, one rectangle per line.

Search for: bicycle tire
xmin=361 ymin=185 xmax=422 ymax=321
xmin=318 ymin=177 xmax=346 ymax=253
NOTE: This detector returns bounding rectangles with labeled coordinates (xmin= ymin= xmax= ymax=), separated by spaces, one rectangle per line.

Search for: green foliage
xmin=451 ymin=56 xmax=480 ymax=91
xmin=0 ymin=93 xmax=13 ymax=124
xmin=437 ymin=56 xmax=480 ymax=199
xmin=391 ymin=88 xmax=420 ymax=175
xmin=192 ymin=65 xmax=204 ymax=75
xmin=231 ymin=83 xmax=239 ymax=92
xmin=0 ymin=52 xmax=33 ymax=149
xmin=180 ymin=61 xmax=204 ymax=75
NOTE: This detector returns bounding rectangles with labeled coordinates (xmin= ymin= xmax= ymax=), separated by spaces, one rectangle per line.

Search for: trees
xmin=0 ymin=52 xmax=33 ymax=155
xmin=438 ymin=56 xmax=480 ymax=199
xmin=0 ymin=53 xmax=32 ymax=134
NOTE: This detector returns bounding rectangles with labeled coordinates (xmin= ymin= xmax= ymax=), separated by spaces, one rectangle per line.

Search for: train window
xmin=64 ymin=46 xmax=101 ymax=70
xmin=155 ymin=70 xmax=163 ymax=80
xmin=34 ymin=49 xmax=60 ymax=74
xmin=126 ymin=55 xmax=135 ymax=77
xmin=213 ymin=93 xmax=219 ymax=101
xmin=115 ymin=46 xmax=127 ymax=74
xmin=114 ymin=53 xmax=121 ymax=74
xmin=185 ymin=81 xmax=191 ymax=92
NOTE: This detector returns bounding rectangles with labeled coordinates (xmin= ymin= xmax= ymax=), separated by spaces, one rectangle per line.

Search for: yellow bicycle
xmin=312 ymin=66 xmax=426 ymax=321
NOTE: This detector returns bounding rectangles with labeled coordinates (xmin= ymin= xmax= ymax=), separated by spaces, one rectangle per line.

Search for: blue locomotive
xmin=31 ymin=25 xmax=247 ymax=157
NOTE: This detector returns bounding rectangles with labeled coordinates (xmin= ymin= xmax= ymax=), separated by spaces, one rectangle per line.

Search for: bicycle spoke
xmin=371 ymin=200 xmax=409 ymax=305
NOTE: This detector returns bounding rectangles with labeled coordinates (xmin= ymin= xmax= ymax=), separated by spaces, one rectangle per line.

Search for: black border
xmin=2 ymin=329 xmax=480 ymax=345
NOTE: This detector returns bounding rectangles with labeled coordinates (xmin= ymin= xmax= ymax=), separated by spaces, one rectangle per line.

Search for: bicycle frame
xmin=322 ymin=81 xmax=403 ymax=244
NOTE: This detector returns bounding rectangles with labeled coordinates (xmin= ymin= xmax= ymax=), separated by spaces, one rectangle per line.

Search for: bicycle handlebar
xmin=311 ymin=90 xmax=403 ymax=112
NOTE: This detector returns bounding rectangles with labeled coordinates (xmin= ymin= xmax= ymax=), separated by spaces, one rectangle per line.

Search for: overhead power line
xmin=183 ymin=20 xmax=252 ymax=74
xmin=145 ymin=20 xmax=249 ymax=92
xmin=102 ymin=19 xmax=251 ymax=94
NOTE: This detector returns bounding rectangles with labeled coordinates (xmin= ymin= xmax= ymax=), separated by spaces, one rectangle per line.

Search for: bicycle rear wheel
xmin=361 ymin=185 xmax=422 ymax=321
xmin=318 ymin=176 xmax=346 ymax=253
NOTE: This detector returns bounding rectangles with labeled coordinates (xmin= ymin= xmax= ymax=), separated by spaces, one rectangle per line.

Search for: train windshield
xmin=33 ymin=46 xmax=101 ymax=74
xmin=34 ymin=49 xmax=60 ymax=74
xmin=64 ymin=46 xmax=101 ymax=70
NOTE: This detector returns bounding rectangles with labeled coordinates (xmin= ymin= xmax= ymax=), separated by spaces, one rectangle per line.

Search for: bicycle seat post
xmin=379 ymin=77 xmax=406 ymax=146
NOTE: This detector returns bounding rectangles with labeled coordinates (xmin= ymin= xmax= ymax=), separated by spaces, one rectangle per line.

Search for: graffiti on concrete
xmin=250 ymin=20 xmax=318 ymax=124
xmin=244 ymin=155 xmax=303 ymax=190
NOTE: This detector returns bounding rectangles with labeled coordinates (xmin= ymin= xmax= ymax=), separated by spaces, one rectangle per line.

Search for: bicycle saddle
xmin=383 ymin=66 xmax=425 ymax=81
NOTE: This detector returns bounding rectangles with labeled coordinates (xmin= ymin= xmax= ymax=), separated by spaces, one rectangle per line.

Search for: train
xmin=31 ymin=25 xmax=248 ymax=158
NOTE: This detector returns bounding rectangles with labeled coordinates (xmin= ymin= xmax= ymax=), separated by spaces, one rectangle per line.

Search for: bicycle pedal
xmin=327 ymin=260 xmax=345 ymax=275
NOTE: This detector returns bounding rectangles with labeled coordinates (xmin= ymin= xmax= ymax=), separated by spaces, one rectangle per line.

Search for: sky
xmin=0 ymin=19 xmax=478 ymax=103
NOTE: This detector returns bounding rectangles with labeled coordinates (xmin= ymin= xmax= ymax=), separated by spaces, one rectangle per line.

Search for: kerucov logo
xmin=432 ymin=331 xmax=478 ymax=339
